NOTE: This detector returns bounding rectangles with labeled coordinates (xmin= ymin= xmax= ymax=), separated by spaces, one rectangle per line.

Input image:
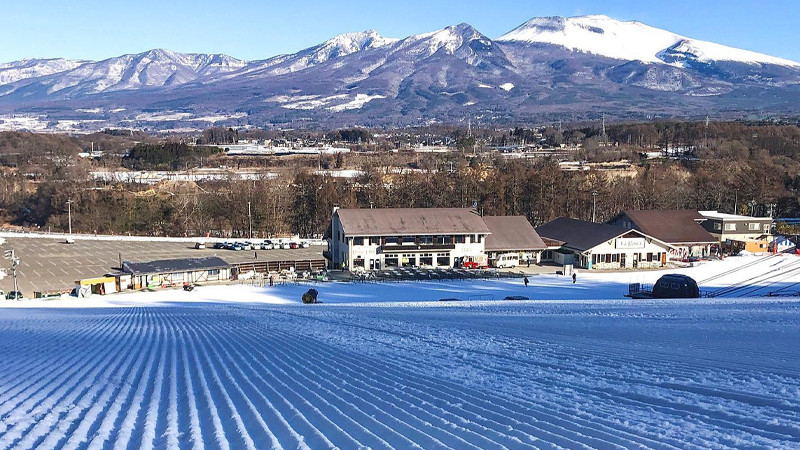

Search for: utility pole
xmin=591 ymin=191 xmax=598 ymax=223
xmin=11 ymin=254 xmax=19 ymax=298
xmin=247 ymin=201 xmax=252 ymax=239
xmin=734 ymin=189 xmax=739 ymax=215
xmin=66 ymin=198 xmax=74 ymax=234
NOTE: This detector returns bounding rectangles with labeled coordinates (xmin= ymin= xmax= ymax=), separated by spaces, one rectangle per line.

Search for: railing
xmin=352 ymin=268 xmax=525 ymax=283
xmin=381 ymin=244 xmax=457 ymax=252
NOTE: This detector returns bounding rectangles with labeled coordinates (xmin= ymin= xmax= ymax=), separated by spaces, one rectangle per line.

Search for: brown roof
xmin=618 ymin=210 xmax=717 ymax=245
xmin=536 ymin=218 xmax=634 ymax=252
xmin=336 ymin=208 xmax=491 ymax=236
xmin=483 ymin=216 xmax=547 ymax=251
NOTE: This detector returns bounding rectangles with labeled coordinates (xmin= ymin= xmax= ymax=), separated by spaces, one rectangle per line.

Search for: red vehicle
xmin=461 ymin=261 xmax=488 ymax=269
xmin=289 ymin=242 xmax=299 ymax=249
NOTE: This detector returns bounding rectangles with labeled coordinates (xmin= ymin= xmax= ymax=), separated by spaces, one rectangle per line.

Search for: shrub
xmin=302 ymin=288 xmax=319 ymax=304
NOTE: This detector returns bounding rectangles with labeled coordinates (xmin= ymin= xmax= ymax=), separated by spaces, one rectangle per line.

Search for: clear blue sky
xmin=2 ymin=0 xmax=798 ymax=63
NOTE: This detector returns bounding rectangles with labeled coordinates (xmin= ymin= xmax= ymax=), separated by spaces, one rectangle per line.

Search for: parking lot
xmin=0 ymin=235 xmax=325 ymax=294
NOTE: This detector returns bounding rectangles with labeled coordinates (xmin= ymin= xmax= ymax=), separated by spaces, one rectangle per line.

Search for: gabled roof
xmin=536 ymin=217 xmax=673 ymax=252
xmin=122 ymin=256 xmax=229 ymax=275
xmin=483 ymin=216 xmax=546 ymax=251
xmin=616 ymin=210 xmax=717 ymax=245
xmin=536 ymin=218 xmax=630 ymax=252
xmin=336 ymin=208 xmax=491 ymax=236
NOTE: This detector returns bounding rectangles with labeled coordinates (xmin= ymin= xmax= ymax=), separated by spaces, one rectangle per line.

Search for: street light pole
xmin=247 ymin=201 xmax=252 ymax=239
xmin=66 ymin=198 xmax=73 ymax=234
xmin=591 ymin=191 xmax=598 ymax=223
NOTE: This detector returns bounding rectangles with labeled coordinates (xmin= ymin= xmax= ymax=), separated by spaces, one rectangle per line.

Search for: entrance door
xmin=620 ymin=253 xmax=626 ymax=268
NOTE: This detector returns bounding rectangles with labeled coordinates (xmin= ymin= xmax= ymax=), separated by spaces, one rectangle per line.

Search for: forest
xmin=0 ymin=120 xmax=799 ymax=238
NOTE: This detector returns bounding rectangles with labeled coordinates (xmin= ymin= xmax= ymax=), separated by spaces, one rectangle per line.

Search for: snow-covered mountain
xmin=0 ymin=58 xmax=87 ymax=86
xmin=1 ymin=14 xmax=799 ymax=130
xmin=0 ymin=49 xmax=246 ymax=98
xmin=497 ymin=15 xmax=800 ymax=67
xmin=224 ymin=30 xmax=399 ymax=79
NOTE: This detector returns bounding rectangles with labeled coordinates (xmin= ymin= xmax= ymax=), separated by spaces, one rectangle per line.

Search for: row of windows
xmin=712 ymin=222 xmax=770 ymax=231
xmin=591 ymin=252 xmax=663 ymax=264
xmin=351 ymin=235 xmax=482 ymax=246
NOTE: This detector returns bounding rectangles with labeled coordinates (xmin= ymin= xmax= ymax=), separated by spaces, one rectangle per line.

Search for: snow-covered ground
xmin=0 ymin=255 xmax=798 ymax=447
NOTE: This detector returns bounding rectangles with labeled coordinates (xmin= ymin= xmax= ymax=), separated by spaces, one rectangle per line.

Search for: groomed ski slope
xmin=0 ymin=255 xmax=798 ymax=448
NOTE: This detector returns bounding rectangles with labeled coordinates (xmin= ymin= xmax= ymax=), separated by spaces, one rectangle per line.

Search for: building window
xmin=353 ymin=258 xmax=365 ymax=267
xmin=436 ymin=236 xmax=452 ymax=245
xmin=419 ymin=236 xmax=433 ymax=245
xmin=420 ymin=253 xmax=433 ymax=266
xmin=370 ymin=237 xmax=380 ymax=245
xmin=401 ymin=254 xmax=416 ymax=267
xmin=353 ymin=237 xmax=364 ymax=246
xmin=611 ymin=254 xmax=619 ymax=263
xmin=208 ymin=269 xmax=220 ymax=276
xmin=403 ymin=236 xmax=416 ymax=244
xmin=714 ymin=223 xmax=722 ymax=231
xmin=454 ymin=235 xmax=466 ymax=244
xmin=385 ymin=257 xmax=398 ymax=267
xmin=646 ymin=253 xmax=653 ymax=262
xmin=748 ymin=223 xmax=760 ymax=231
xmin=436 ymin=253 xmax=450 ymax=266
xmin=724 ymin=223 xmax=736 ymax=231
xmin=385 ymin=237 xmax=399 ymax=245
xmin=592 ymin=254 xmax=598 ymax=265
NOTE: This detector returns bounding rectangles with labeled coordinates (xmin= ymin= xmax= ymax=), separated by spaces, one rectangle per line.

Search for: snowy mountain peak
xmin=0 ymin=58 xmax=87 ymax=86
xmin=498 ymin=15 xmax=800 ymax=67
xmin=324 ymin=30 xmax=397 ymax=51
xmin=402 ymin=23 xmax=491 ymax=56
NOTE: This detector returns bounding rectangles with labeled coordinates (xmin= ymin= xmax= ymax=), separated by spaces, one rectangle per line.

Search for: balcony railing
xmin=381 ymin=243 xmax=456 ymax=252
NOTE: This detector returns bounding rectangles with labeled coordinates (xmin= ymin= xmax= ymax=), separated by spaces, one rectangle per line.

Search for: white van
xmin=494 ymin=253 xmax=520 ymax=268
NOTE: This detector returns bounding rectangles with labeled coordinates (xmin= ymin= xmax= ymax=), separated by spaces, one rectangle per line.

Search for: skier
xmin=524 ymin=276 xmax=529 ymax=287
xmin=572 ymin=272 xmax=577 ymax=284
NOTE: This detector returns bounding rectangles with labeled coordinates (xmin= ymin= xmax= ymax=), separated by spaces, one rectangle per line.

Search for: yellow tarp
xmin=76 ymin=276 xmax=116 ymax=286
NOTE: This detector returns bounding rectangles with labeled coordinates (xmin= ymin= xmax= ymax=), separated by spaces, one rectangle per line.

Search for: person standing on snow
xmin=572 ymin=272 xmax=577 ymax=284
xmin=524 ymin=276 xmax=529 ymax=287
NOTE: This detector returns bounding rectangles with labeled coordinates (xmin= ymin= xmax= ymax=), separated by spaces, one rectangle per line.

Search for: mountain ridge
xmin=1 ymin=14 xmax=799 ymax=131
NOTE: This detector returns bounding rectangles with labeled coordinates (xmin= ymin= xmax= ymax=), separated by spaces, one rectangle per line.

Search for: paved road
xmin=0 ymin=236 xmax=323 ymax=294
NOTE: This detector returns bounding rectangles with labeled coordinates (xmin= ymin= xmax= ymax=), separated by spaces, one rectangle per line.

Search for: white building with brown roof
xmin=608 ymin=210 xmax=718 ymax=258
xmin=483 ymin=216 xmax=548 ymax=267
xmin=328 ymin=207 xmax=491 ymax=270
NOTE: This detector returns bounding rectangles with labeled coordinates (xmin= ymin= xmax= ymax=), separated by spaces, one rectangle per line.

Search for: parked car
xmin=289 ymin=242 xmax=299 ymax=249
xmin=280 ymin=242 xmax=291 ymax=249
xmin=462 ymin=261 xmax=488 ymax=269
xmin=213 ymin=242 xmax=225 ymax=249
xmin=261 ymin=240 xmax=274 ymax=250
xmin=6 ymin=290 xmax=23 ymax=300
xmin=194 ymin=242 xmax=206 ymax=249
xmin=300 ymin=241 xmax=310 ymax=248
